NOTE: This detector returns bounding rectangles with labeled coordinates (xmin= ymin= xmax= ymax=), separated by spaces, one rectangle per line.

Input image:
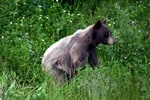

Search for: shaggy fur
xmin=42 ymin=20 xmax=116 ymax=84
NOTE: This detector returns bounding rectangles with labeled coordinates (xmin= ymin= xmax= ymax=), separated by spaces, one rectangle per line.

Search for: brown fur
xmin=42 ymin=20 xmax=116 ymax=84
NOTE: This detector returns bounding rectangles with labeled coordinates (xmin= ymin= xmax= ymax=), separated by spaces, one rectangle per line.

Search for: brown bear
xmin=42 ymin=20 xmax=116 ymax=84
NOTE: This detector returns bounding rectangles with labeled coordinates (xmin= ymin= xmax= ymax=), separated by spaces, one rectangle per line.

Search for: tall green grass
xmin=0 ymin=0 xmax=150 ymax=100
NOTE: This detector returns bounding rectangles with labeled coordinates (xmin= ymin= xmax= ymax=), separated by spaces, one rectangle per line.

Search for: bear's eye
xmin=109 ymin=32 xmax=112 ymax=36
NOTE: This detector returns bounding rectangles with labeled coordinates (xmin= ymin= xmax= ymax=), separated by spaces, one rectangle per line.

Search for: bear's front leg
xmin=88 ymin=48 xmax=98 ymax=69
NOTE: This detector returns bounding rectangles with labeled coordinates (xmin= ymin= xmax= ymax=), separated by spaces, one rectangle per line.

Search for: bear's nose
xmin=108 ymin=37 xmax=117 ymax=45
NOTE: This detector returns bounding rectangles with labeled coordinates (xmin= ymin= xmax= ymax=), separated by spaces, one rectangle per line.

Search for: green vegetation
xmin=0 ymin=0 xmax=150 ymax=100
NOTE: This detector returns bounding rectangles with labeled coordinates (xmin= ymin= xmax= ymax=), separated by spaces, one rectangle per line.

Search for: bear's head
xmin=92 ymin=20 xmax=117 ymax=45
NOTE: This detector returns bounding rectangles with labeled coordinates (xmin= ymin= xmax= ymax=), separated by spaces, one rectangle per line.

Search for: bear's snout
xmin=108 ymin=37 xmax=117 ymax=45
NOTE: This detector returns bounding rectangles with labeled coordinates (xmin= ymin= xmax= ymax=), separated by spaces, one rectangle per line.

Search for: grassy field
xmin=0 ymin=0 xmax=150 ymax=100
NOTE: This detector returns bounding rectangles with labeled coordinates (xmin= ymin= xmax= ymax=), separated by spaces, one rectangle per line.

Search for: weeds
xmin=0 ymin=0 xmax=150 ymax=100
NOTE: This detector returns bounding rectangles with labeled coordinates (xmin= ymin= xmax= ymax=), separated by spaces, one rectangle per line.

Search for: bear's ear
xmin=101 ymin=19 xmax=107 ymax=24
xmin=93 ymin=20 xmax=102 ymax=29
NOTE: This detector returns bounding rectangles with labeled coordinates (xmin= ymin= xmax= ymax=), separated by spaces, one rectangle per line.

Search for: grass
xmin=0 ymin=0 xmax=150 ymax=100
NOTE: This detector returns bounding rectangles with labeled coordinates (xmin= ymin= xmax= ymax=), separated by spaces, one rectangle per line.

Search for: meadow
xmin=0 ymin=0 xmax=150 ymax=100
